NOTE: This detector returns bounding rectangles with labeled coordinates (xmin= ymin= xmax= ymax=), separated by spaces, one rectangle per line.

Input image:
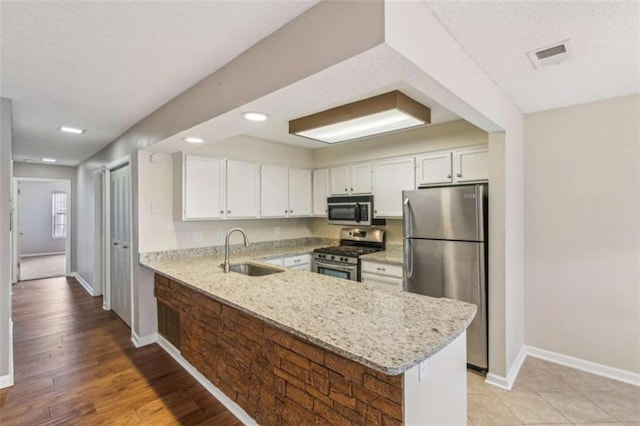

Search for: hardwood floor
xmin=0 ymin=276 xmax=243 ymax=425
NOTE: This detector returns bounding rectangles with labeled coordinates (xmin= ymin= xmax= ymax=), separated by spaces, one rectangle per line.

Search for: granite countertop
xmin=360 ymin=242 xmax=404 ymax=266
xmin=140 ymin=243 xmax=475 ymax=376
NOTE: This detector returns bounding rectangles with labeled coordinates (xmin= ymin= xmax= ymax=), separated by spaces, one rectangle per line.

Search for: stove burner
xmin=314 ymin=245 xmax=382 ymax=257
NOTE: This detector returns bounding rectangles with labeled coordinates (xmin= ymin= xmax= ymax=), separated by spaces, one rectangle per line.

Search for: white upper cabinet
xmin=330 ymin=166 xmax=350 ymax=195
xmin=351 ymin=162 xmax=372 ymax=194
xmin=416 ymin=152 xmax=453 ymax=186
xmin=416 ymin=146 xmax=488 ymax=186
xmin=373 ymin=157 xmax=415 ymax=217
xmin=226 ymin=160 xmax=259 ymax=218
xmin=330 ymin=162 xmax=372 ymax=195
xmin=312 ymin=169 xmax=329 ymax=216
xmin=260 ymin=164 xmax=289 ymax=217
xmin=453 ymin=147 xmax=488 ymax=182
xmin=182 ymin=154 xmax=225 ymax=220
xmin=288 ymin=168 xmax=312 ymax=217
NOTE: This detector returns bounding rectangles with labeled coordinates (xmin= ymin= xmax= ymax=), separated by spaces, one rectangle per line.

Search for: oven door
xmin=312 ymin=260 xmax=358 ymax=281
xmin=327 ymin=202 xmax=371 ymax=226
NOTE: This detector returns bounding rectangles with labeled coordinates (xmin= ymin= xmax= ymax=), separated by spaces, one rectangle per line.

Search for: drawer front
xmin=262 ymin=257 xmax=284 ymax=266
xmin=361 ymin=261 xmax=403 ymax=278
xmin=283 ymin=254 xmax=311 ymax=267
xmin=361 ymin=272 xmax=403 ymax=291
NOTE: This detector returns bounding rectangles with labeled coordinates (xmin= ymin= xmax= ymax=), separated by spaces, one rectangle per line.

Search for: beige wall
xmin=313 ymin=120 xmax=487 ymax=167
xmin=138 ymin=135 xmax=315 ymax=253
xmin=524 ymin=94 xmax=640 ymax=373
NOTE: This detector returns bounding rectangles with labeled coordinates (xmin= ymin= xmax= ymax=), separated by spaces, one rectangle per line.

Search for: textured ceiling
xmin=426 ymin=0 xmax=640 ymax=113
xmin=1 ymin=0 xmax=319 ymax=166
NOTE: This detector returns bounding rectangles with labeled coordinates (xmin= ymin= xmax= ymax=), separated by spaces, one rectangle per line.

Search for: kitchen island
xmin=141 ymin=248 xmax=476 ymax=425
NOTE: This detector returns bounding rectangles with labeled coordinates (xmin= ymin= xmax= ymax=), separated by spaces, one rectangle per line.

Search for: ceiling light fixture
xmin=183 ymin=137 xmax=204 ymax=143
xmin=289 ymin=91 xmax=431 ymax=144
xmin=242 ymin=112 xmax=269 ymax=122
xmin=58 ymin=125 xmax=85 ymax=134
xmin=42 ymin=158 xmax=56 ymax=163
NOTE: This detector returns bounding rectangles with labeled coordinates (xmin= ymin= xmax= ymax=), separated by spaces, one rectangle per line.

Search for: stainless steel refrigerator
xmin=403 ymin=184 xmax=488 ymax=370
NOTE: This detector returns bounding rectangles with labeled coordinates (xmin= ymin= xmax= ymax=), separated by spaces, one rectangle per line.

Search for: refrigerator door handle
xmin=403 ymin=197 xmax=411 ymax=237
xmin=403 ymin=238 xmax=413 ymax=284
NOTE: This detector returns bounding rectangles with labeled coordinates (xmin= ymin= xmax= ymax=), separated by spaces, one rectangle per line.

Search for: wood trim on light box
xmin=288 ymin=90 xmax=431 ymax=134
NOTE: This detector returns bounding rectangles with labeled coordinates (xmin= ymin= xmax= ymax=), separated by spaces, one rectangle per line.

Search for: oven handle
xmin=314 ymin=262 xmax=357 ymax=273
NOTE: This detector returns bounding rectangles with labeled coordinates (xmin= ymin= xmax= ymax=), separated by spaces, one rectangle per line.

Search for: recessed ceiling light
xmin=242 ymin=112 xmax=269 ymax=122
xmin=58 ymin=126 xmax=85 ymax=134
xmin=183 ymin=137 xmax=204 ymax=143
xmin=42 ymin=158 xmax=56 ymax=163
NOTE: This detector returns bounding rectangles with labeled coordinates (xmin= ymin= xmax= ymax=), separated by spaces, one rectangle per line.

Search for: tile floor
xmin=468 ymin=357 xmax=640 ymax=425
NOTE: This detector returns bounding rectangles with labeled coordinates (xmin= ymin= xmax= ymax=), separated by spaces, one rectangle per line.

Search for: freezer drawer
xmin=404 ymin=238 xmax=487 ymax=369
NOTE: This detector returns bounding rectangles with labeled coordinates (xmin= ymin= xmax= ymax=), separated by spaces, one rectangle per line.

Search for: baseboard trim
xmin=70 ymin=272 xmax=95 ymax=296
xmin=485 ymin=345 xmax=527 ymax=390
xmin=156 ymin=335 xmax=257 ymax=425
xmin=0 ymin=320 xmax=14 ymax=389
xmin=526 ymin=345 xmax=640 ymax=387
xmin=132 ymin=331 xmax=157 ymax=348
xmin=21 ymin=251 xmax=65 ymax=258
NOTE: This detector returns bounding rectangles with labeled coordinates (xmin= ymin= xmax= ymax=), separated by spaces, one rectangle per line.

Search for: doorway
xmin=12 ymin=178 xmax=71 ymax=282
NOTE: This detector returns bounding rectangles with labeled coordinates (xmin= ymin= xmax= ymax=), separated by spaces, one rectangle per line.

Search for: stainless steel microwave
xmin=327 ymin=195 xmax=375 ymax=226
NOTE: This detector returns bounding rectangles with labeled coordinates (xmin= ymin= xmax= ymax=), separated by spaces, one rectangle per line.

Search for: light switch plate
xmin=418 ymin=360 xmax=428 ymax=381
xmin=192 ymin=232 xmax=203 ymax=242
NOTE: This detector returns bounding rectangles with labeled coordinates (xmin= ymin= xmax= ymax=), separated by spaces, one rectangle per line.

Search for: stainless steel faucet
xmin=223 ymin=228 xmax=250 ymax=272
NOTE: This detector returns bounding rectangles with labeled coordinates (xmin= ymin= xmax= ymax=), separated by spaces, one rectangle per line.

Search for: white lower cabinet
xmin=262 ymin=257 xmax=284 ymax=267
xmin=261 ymin=254 xmax=311 ymax=271
xmin=360 ymin=261 xmax=403 ymax=291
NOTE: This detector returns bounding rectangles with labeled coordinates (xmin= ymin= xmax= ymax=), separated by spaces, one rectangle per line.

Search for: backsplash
xmin=139 ymin=237 xmax=336 ymax=264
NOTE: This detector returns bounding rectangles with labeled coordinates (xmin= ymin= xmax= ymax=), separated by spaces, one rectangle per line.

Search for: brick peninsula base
xmin=154 ymin=273 xmax=467 ymax=425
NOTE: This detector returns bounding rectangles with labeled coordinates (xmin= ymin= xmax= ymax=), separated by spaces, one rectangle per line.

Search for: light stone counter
xmin=360 ymin=242 xmax=404 ymax=266
xmin=140 ymin=244 xmax=476 ymax=376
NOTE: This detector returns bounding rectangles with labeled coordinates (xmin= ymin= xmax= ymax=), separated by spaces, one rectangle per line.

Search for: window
xmin=52 ymin=192 xmax=67 ymax=239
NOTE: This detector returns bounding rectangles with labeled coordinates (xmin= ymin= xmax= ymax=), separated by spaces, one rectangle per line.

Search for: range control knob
xmin=330 ymin=255 xmax=335 ymax=260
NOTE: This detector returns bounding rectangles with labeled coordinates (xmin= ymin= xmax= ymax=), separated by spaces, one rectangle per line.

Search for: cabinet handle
xmin=227 ymin=210 xmax=231 ymax=214
xmin=284 ymin=210 xmax=288 ymax=213
xmin=290 ymin=210 xmax=293 ymax=214
xmin=374 ymin=210 xmax=378 ymax=214
xmin=350 ymin=187 xmax=354 ymax=192
xmin=220 ymin=210 xmax=224 ymax=214
xmin=447 ymin=174 xmax=452 ymax=179
xmin=344 ymin=187 xmax=348 ymax=192
xmin=456 ymin=173 xmax=462 ymax=178
xmin=325 ymin=209 xmax=328 ymax=213
xmin=294 ymin=259 xmax=300 ymax=263
xmin=377 ymin=267 xmax=385 ymax=272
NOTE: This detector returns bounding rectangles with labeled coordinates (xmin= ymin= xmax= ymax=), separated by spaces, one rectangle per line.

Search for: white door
xmin=260 ymin=164 xmax=289 ymax=217
xmin=373 ymin=157 xmax=415 ymax=217
xmin=184 ymin=155 xmax=225 ymax=220
xmin=350 ymin=162 xmax=372 ymax=194
xmin=454 ymin=147 xmax=488 ymax=182
xmin=226 ymin=160 xmax=258 ymax=218
xmin=330 ymin=166 xmax=350 ymax=195
xmin=416 ymin=152 xmax=453 ymax=186
xmin=288 ymin=168 xmax=312 ymax=217
xmin=312 ymin=169 xmax=329 ymax=216
xmin=110 ymin=164 xmax=132 ymax=327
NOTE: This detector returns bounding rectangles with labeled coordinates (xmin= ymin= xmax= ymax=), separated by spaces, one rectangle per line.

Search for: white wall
xmin=19 ymin=181 xmax=69 ymax=255
xmin=0 ymin=98 xmax=13 ymax=386
xmin=138 ymin=135 xmax=315 ymax=253
xmin=524 ymin=94 xmax=640 ymax=374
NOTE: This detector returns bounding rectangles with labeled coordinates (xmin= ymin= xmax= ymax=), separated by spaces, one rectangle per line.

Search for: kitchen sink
xmin=227 ymin=263 xmax=283 ymax=277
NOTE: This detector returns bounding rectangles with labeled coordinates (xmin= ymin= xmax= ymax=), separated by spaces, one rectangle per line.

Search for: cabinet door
xmin=288 ymin=168 xmax=312 ymax=217
xmin=454 ymin=147 xmax=488 ymax=182
xmin=416 ymin=152 xmax=453 ymax=186
xmin=262 ymin=257 xmax=284 ymax=266
xmin=373 ymin=157 xmax=415 ymax=217
xmin=350 ymin=162 xmax=372 ymax=194
xmin=312 ymin=169 xmax=329 ymax=216
xmin=183 ymin=155 xmax=225 ymax=220
xmin=226 ymin=160 xmax=258 ymax=218
xmin=260 ymin=164 xmax=289 ymax=217
xmin=361 ymin=272 xmax=403 ymax=291
xmin=330 ymin=166 xmax=350 ymax=195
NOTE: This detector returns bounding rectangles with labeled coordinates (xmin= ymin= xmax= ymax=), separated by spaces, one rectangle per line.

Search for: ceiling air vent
xmin=527 ymin=40 xmax=573 ymax=69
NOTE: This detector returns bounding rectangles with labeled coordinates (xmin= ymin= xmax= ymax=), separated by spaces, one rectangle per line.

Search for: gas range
xmin=312 ymin=228 xmax=385 ymax=280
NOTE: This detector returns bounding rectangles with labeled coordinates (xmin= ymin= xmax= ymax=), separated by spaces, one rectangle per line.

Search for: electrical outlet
xmin=418 ymin=360 xmax=429 ymax=382
xmin=216 ymin=231 xmax=223 ymax=241
xmin=274 ymin=227 xmax=280 ymax=236
xmin=192 ymin=232 xmax=203 ymax=242
xmin=150 ymin=203 xmax=160 ymax=215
